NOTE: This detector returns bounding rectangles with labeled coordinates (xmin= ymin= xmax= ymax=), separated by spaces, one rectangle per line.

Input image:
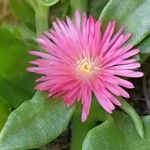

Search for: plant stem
xmin=35 ymin=2 xmax=49 ymax=36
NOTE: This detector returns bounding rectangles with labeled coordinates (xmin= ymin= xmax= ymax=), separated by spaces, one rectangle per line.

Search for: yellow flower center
xmin=76 ymin=57 xmax=99 ymax=77
xmin=80 ymin=59 xmax=93 ymax=73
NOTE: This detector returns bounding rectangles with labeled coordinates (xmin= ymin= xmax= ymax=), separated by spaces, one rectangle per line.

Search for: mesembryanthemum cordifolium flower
xmin=27 ymin=11 xmax=143 ymax=122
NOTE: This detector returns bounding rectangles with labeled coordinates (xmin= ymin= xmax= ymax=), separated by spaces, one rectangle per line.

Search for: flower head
xmin=27 ymin=11 xmax=143 ymax=122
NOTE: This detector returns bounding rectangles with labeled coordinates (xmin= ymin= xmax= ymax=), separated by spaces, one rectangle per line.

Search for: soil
xmin=40 ymin=127 xmax=71 ymax=150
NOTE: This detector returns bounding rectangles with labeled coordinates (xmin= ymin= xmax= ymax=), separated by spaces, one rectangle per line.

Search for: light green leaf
xmin=119 ymin=98 xmax=144 ymax=138
xmin=0 ymin=92 xmax=75 ymax=149
xmin=0 ymin=26 xmax=36 ymax=108
xmin=83 ymin=115 xmax=124 ymax=150
xmin=100 ymin=0 xmax=150 ymax=46
xmin=70 ymin=0 xmax=87 ymax=15
xmin=39 ymin=0 xmax=60 ymax=6
xmin=83 ymin=111 xmax=150 ymax=150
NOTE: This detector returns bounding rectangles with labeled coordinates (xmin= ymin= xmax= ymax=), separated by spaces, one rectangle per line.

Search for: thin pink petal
xmin=81 ymin=87 xmax=92 ymax=122
xmin=27 ymin=11 xmax=143 ymax=122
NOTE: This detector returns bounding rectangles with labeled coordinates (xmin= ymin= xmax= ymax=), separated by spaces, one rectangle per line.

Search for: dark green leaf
xmin=0 ymin=92 xmax=75 ymax=149
xmin=0 ymin=26 xmax=36 ymax=108
xmin=48 ymin=0 xmax=70 ymax=23
xmin=71 ymin=99 xmax=106 ymax=150
xmin=87 ymin=0 xmax=109 ymax=18
xmin=0 ymin=100 xmax=11 ymax=130
xmin=39 ymin=0 xmax=60 ymax=6
xmin=83 ymin=111 xmax=150 ymax=150
xmin=137 ymin=35 xmax=150 ymax=62
xmin=10 ymin=0 xmax=35 ymax=31
xmin=100 ymin=0 xmax=150 ymax=46
xmin=138 ymin=35 xmax=150 ymax=54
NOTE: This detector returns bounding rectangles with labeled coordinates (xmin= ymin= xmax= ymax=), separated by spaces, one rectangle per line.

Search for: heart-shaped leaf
xmin=100 ymin=0 xmax=150 ymax=46
xmin=0 ymin=92 xmax=75 ymax=149
xmin=82 ymin=111 xmax=150 ymax=150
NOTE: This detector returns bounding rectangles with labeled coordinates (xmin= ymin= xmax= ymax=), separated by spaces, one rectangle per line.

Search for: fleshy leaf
xmin=100 ymin=0 xmax=150 ymax=46
xmin=88 ymin=0 xmax=109 ymax=18
xmin=48 ymin=0 xmax=69 ymax=23
xmin=0 ymin=92 xmax=75 ymax=149
xmin=0 ymin=26 xmax=36 ymax=108
xmin=82 ymin=111 xmax=150 ymax=150
xmin=10 ymin=0 xmax=35 ymax=31
xmin=39 ymin=0 xmax=60 ymax=6
xmin=71 ymin=99 xmax=106 ymax=150
xmin=138 ymin=35 xmax=150 ymax=62
xmin=0 ymin=99 xmax=11 ymax=130
xmin=119 ymin=98 xmax=144 ymax=138
xmin=138 ymin=35 xmax=150 ymax=54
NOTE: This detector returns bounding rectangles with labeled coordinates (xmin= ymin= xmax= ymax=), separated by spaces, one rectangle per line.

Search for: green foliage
xmin=88 ymin=0 xmax=109 ymax=18
xmin=119 ymin=98 xmax=144 ymax=138
xmin=71 ymin=99 xmax=106 ymax=150
xmin=0 ymin=26 xmax=36 ymax=108
xmin=48 ymin=0 xmax=70 ymax=23
xmin=138 ymin=35 xmax=150 ymax=54
xmin=70 ymin=0 xmax=87 ymax=15
xmin=0 ymin=100 xmax=11 ymax=130
xmin=0 ymin=0 xmax=149 ymax=149
xmin=83 ymin=111 xmax=150 ymax=150
xmin=71 ymin=98 xmax=146 ymax=150
xmin=100 ymin=0 xmax=150 ymax=46
xmin=10 ymin=0 xmax=36 ymax=31
xmin=0 ymin=92 xmax=75 ymax=149
xmin=138 ymin=35 xmax=150 ymax=62
xmin=39 ymin=0 xmax=60 ymax=6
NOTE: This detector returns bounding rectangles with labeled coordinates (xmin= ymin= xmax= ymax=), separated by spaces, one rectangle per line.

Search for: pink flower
xmin=27 ymin=11 xmax=143 ymax=122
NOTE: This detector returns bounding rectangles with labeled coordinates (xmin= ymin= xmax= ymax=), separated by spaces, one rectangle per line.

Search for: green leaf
xmin=0 ymin=26 xmax=36 ymax=108
xmin=88 ymin=0 xmax=109 ymax=19
xmin=83 ymin=111 xmax=150 ymax=150
xmin=83 ymin=115 xmax=124 ymax=150
xmin=119 ymin=98 xmax=144 ymax=138
xmin=39 ymin=0 xmax=60 ymax=6
xmin=48 ymin=0 xmax=70 ymax=23
xmin=10 ymin=0 xmax=35 ymax=31
xmin=0 ymin=92 xmax=75 ymax=149
xmin=137 ymin=35 xmax=150 ymax=62
xmin=71 ymin=99 xmax=106 ymax=150
xmin=70 ymin=0 xmax=87 ymax=15
xmin=0 ymin=99 xmax=11 ymax=130
xmin=138 ymin=35 xmax=150 ymax=54
xmin=100 ymin=0 xmax=150 ymax=46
